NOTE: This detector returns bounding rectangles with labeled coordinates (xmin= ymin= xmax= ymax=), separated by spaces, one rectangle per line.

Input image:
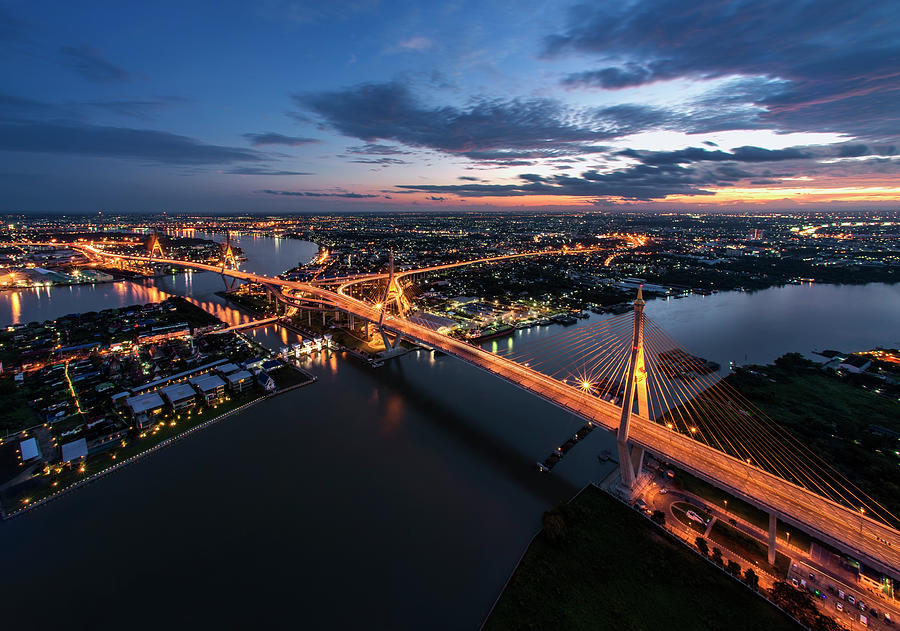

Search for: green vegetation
xmin=0 ymin=378 xmax=41 ymax=434
xmin=728 ymin=353 xmax=900 ymax=524
xmin=672 ymin=469 xmax=812 ymax=553
xmin=770 ymin=581 xmax=844 ymax=631
xmin=709 ymin=520 xmax=791 ymax=576
xmin=484 ymin=486 xmax=800 ymax=631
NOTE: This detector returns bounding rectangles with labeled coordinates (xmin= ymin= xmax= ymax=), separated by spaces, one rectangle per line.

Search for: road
xmin=59 ymin=242 xmax=900 ymax=581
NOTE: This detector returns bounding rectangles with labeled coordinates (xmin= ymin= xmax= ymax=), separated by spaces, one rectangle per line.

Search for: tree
xmin=726 ymin=560 xmax=742 ymax=577
xmin=743 ymin=568 xmax=759 ymax=591
xmin=711 ymin=547 xmax=723 ymax=565
xmin=651 ymin=510 xmax=666 ymax=525
xmin=695 ymin=537 xmax=709 ymax=556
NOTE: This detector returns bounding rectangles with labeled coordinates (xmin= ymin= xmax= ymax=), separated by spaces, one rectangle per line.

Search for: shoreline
xmin=0 ymin=371 xmax=316 ymax=522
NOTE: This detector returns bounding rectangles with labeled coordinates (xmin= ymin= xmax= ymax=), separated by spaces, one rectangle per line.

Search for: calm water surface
xmin=0 ymin=236 xmax=897 ymax=629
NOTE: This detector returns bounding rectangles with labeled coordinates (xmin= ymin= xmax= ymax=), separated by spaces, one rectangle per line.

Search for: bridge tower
xmin=377 ymin=249 xmax=407 ymax=352
xmin=146 ymin=228 xmax=164 ymax=259
xmin=617 ymin=286 xmax=649 ymax=492
xmin=222 ymin=230 xmax=239 ymax=270
xmin=220 ymin=230 xmax=240 ymax=290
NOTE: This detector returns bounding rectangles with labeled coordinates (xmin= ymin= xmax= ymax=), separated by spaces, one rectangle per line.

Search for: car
xmin=791 ymin=578 xmax=799 ymax=587
xmin=837 ymin=603 xmax=844 ymax=612
xmin=884 ymin=612 xmax=892 ymax=625
xmin=859 ymin=602 xmax=867 ymax=612
xmin=838 ymin=589 xmax=846 ymax=600
xmin=658 ymin=488 xmax=668 ymax=494
xmin=848 ymin=595 xmax=856 ymax=605
xmin=860 ymin=614 xmax=868 ymax=627
xmin=809 ymin=572 xmax=815 ymax=581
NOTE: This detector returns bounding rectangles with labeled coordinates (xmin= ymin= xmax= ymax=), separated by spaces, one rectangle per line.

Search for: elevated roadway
xmin=67 ymin=243 xmax=900 ymax=580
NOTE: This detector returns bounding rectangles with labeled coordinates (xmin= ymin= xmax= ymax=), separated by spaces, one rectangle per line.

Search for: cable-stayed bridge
xmin=45 ymin=240 xmax=900 ymax=580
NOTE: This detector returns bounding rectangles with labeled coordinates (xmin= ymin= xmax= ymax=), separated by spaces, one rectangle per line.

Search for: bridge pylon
xmin=220 ymin=230 xmax=240 ymax=290
xmin=146 ymin=228 xmax=164 ymax=259
xmin=377 ymin=249 xmax=407 ymax=352
xmin=617 ymin=286 xmax=649 ymax=493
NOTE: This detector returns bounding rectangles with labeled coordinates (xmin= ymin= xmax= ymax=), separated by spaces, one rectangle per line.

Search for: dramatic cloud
xmin=296 ymin=81 xmax=621 ymax=162
xmin=243 ymin=132 xmax=318 ymax=146
xmin=394 ymin=162 xmax=725 ymax=201
xmin=296 ymin=81 xmax=779 ymax=167
xmin=619 ymin=146 xmax=811 ymax=166
xmin=0 ymin=121 xmax=264 ymax=164
xmin=393 ymin=140 xmax=900 ymax=201
xmin=547 ymin=0 xmax=900 ymax=139
xmin=59 ymin=45 xmax=131 ymax=83
xmin=259 ymin=189 xmax=378 ymax=198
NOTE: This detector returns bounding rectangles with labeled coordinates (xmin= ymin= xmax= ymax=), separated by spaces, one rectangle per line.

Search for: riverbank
xmin=1 ymin=364 xmax=316 ymax=521
xmin=482 ymin=485 xmax=801 ymax=630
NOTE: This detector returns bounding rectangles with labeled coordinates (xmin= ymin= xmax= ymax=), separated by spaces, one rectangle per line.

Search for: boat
xmin=470 ymin=324 xmax=515 ymax=343
xmin=551 ymin=313 xmax=578 ymax=325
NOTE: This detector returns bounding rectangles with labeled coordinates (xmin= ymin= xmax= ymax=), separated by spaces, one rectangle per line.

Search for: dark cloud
xmin=546 ymin=0 xmax=900 ymax=139
xmin=426 ymin=196 xmax=446 ymax=201
xmin=259 ymin=189 xmax=378 ymax=198
xmin=243 ymin=132 xmax=318 ymax=146
xmin=394 ymin=162 xmax=723 ymax=201
xmin=345 ymin=143 xmax=411 ymax=155
xmin=619 ymin=146 xmax=810 ymax=165
xmin=458 ymin=176 xmax=480 ymax=181
xmin=59 ymin=45 xmax=131 ymax=83
xmin=225 ymin=167 xmax=313 ymax=175
xmin=295 ymin=81 xmax=619 ymax=162
xmin=0 ymin=120 xmax=264 ymax=164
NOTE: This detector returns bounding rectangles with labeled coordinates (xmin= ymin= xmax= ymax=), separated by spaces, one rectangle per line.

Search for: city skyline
xmin=2 ymin=0 xmax=899 ymax=213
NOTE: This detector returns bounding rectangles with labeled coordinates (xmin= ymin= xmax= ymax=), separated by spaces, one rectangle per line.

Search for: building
xmin=224 ymin=369 xmax=253 ymax=393
xmin=216 ymin=362 xmax=240 ymax=376
xmin=60 ymin=437 xmax=88 ymax=464
xmin=839 ymin=355 xmax=871 ymax=374
xmin=261 ymin=359 xmax=282 ymax=372
xmin=125 ymin=391 xmax=165 ymax=428
xmin=189 ymin=373 xmax=226 ymax=404
xmin=160 ymin=382 xmax=197 ymax=412
xmin=19 ymin=437 xmax=40 ymax=462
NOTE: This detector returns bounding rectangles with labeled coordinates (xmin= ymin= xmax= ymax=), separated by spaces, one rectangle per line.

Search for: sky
xmin=1 ymin=0 xmax=899 ymax=213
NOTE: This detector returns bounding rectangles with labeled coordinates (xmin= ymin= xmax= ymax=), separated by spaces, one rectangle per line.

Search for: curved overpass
xmin=67 ymin=243 xmax=900 ymax=579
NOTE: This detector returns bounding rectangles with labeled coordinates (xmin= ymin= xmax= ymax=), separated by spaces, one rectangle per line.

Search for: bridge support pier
xmin=768 ymin=513 xmax=777 ymax=565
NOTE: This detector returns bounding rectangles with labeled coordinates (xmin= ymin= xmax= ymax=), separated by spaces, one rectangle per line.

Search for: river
xmin=0 ymin=234 xmax=897 ymax=629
